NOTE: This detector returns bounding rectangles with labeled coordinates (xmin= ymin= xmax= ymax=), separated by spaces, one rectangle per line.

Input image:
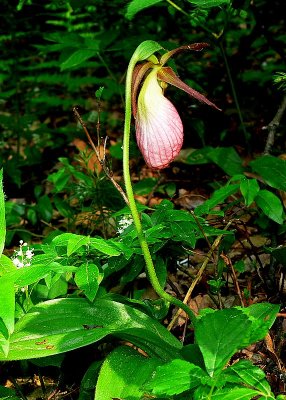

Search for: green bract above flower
xmin=132 ymin=43 xmax=221 ymax=170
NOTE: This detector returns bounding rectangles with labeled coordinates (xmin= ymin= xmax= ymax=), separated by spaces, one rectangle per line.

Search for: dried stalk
xmin=264 ymin=95 xmax=286 ymax=155
xmin=73 ymin=107 xmax=129 ymax=205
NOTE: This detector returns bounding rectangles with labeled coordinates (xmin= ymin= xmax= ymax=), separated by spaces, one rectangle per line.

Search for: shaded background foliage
xmin=0 ymin=0 xmax=285 ymax=245
xmin=1 ymin=0 xmax=285 ymax=180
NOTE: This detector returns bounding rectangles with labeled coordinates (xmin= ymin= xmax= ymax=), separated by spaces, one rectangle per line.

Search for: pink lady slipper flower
xmin=132 ymin=43 xmax=221 ymax=170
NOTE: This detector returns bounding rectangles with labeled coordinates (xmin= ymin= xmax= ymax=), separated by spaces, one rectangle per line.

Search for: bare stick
xmin=264 ymin=95 xmax=286 ymax=155
xmin=73 ymin=107 xmax=129 ymax=205
xmin=221 ymin=253 xmax=244 ymax=307
xmin=167 ymin=220 xmax=233 ymax=330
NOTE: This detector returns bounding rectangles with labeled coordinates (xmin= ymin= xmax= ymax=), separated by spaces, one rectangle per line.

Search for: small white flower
xmin=16 ymin=249 xmax=23 ymax=257
xmin=13 ymin=258 xmax=24 ymax=268
xmin=25 ymin=249 xmax=34 ymax=259
xmin=117 ymin=215 xmax=133 ymax=234
xmin=12 ymin=241 xmax=34 ymax=269
xmin=12 ymin=258 xmax=21 ymax=267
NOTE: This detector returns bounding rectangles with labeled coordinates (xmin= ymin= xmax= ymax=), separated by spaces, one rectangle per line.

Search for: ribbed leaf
xmin=1 ymin=298 xmax=181 ymax=361
xmin=0 ymin=169 xmax=5 ymax=255
xmin=95 ymin=346 xmax=162 ymax=400
xmin=255 ymin=189 xmax=284 ymax=224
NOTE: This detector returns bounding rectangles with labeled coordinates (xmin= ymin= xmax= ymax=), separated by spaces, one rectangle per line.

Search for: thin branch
xmin=73 ymin=107 xmax=129 ymax=205
xmin=167 ymin=220 xmax=233 ymax=330
xmin=264 ymin=94 xmax=286 ymax=155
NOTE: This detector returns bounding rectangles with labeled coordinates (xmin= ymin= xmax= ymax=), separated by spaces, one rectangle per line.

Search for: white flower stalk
xmin=12 ymin=240 xmax=34 ymax=268
xmin=117 ymin=215 xmax=133 ymax=234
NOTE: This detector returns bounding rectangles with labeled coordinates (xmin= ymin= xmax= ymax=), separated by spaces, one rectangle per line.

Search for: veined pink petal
xmin=136 ymin=69 xmax=183 ymax=170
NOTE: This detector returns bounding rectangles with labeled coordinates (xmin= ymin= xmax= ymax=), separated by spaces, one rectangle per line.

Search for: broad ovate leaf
xmin=95 ymin=346 xmax=162 ymax=400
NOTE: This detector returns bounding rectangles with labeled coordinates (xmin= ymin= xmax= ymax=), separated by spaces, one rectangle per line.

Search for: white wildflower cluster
xmin=117 ymin=215 xmax=133 ymax=235
xmin=12 ymin=240 xmax=34 ymax=268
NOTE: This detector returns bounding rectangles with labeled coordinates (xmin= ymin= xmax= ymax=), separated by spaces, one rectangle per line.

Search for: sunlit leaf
xmin=196 ymin=308 xmax=251 ymax=377
xmin=1 ymin=298 xmax=181 ymax=361
xmin=95 ymin=346 xmax=162 ymax=400
xmin=146 ymin=359 xmax=207 ymax=395
xmin=0 ymin=169 xmax=5 ymax=255
xmin=75 ymin=262 xmax=103 ymax=302
xmin=223 ymin=360 xmax=273 ymax=396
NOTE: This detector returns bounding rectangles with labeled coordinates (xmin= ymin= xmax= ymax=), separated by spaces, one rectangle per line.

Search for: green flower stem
xmin=123 ymin=54 xmax=196 ymax=326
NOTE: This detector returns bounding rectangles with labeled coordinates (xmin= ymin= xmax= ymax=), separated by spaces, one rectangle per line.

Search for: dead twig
xmin=73 ymin=107 xmax=129 ymax=205
xmin=264 ymin=95 xmax=286 ymax=155
xmin=167 ymin=220 xmax=233 ymax=330
xmin=221 ymin=252 xmax=244 ymax=307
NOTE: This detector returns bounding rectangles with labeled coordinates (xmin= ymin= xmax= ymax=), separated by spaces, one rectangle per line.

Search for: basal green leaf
xmin=89 ymin=238 xmax=121 ymax=256
xmin=47 ymin=274 xmax=68 ymax=299
xmin=3 ymin=262 xmax=76 ymax=289
xmin=255 ymin=189 xmax=284 ymax=224
xmin=147 ymin=359 xmax=207 ymax=396
xmin=0 ymin=277 xmax=15 ymax=336
xmin=52 ymin=233 xmax=121 ymax=256
xmin=250 ymin=155 xmax=286 ymax=192
xmin=241 ymin=302 xmax=279 ymax=344
xmin=0 ymin=169 xmax=5 ymax=255
xmin=196 ymin=308 xmax=251 ymax=377
xmin=67 ymin=235 xmax=89 ymax=257
xmin=126 ymin=0 xmax=163 ymax=20
xmin=223 ymin=360 xmax=273 ymax=396
xmin=240 ymin=178 xmax=260 ymax=206
xmin=75 ymin=262 xmax=103 ymax=302
xmin=95 ymin=346 xmax=162 ymax=400
xmin=0 ymin=254 xmax=17 ymax=276
xmin=210 ymin=386 xmax=261 ymax=400
xmin=0 ymin=276 xmax=15 ymax=356
xmin=1 ymin=298 xmax=181 ymax=361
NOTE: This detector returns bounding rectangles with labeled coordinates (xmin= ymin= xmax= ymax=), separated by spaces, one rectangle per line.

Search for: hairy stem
xmin=123 ymin=55 xmax=196 ymax=325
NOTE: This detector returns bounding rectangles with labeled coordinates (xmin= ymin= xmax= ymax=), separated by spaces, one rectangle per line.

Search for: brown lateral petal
xmin=158 ymin=66 xmax=221 ymax=111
